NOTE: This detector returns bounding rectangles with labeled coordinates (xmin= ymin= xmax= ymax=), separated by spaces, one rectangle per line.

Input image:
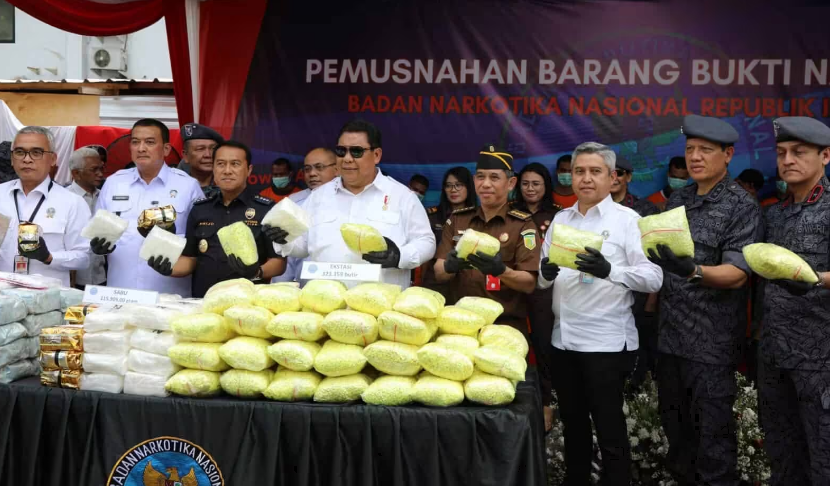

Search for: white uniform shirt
xmin=288 ymin=188 xmax=311 ymax=205
xmin=538 ymin=195 xmax=663 ymax=352
xmin=272 ymin=189 xmax=311 ymax=285
xmin=0 ymin=177 xmax=91 ymax=287
xmin=67 ymin=182 xmax=106 ymax=285
xmin=95 ymin=164 xmax=202 ymax=296
xmin=285 ymin=171 xmax=435 ymax=289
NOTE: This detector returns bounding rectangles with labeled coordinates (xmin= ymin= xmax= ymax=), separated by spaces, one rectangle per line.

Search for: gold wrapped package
xmin=224 ymin=304 xmax=274 ymax=338
xmin=266 ymin=311 xmax=327 ymax=342
xmin=478 ymin=325 xmax=529 ymax=357
xmin=41 ymin=369 xmax=81 ymax=389
xmin=217 ymin=221 xmax=259 ymax=265
xmin=220 ymin=369 xmax=273 ymax=398
xmin=267 ymin=340 xmax=321 ymax=372
xmin=218 ymin=337 xmax=274 ymax=372
xmin=254 ymin=285 xmax=302 ymax=314
xmin=435 ymin=334 xmax=480 ymax=359
xmin=743 ymin=243 xmax=820 ymax=283
xmin=300 ymin=280 xmax=347 ymax=314
xmin=464 ymin=370 xmax=516 ymax=406
xmin=313 ymin=340 xmax=367 ymax=377
xmin=638 ymin=206 xmax=695 ymax=258
xmin=344 ymin=283 xmax=401 ymax=317
xmin=437 ymin=306 xmax=487 ymax=336
xmin=322 ymin=310 xmax=378 ymax=346
xmin=39 ymin=326 xmax=84 ymax=352
xmin=64 ymin=305 xmax=99 ymax=325
xmin=340 ymin=223 xmax=387 ymax=254
xmin=455 ymin=228 xmax=501 ymax=260
xmin=314 ymin=374 xmax=372 ymax=403
xmin=414 ymin=371 xmax=465 ymax=407
xmin=362 ymin=375 xmax=416 ymax=406
xmin=455 ymin=297 xmax=504 ymax=326
xmin=393 ymin=286 xmax=445 ymax=319
xmin=165 ymin=369 xmax=222 ymax=397
xmin=547 ymin=223 xmax=604 ymax=270
xmin=362 ymin=340 xmax=421 ymax=376
xmin=264 ymin=368 xmax=322 ymax=402
xmin=17 ymin=222 xmax=42 ymax=253
xmin=137 ymin=205 xmax=177 ymax=232
xmin=168 ymin=343 xmax=229 ymax=371
xmin=417 ymin=343 xmax=474 ymax=381
xmin=170 ymin=313 xmax=236 ymax=343
xmin=40 ymin=350 xmax=83 ymax=370
xmin=473 ymin=345 xmax=527 ymax=381
xmin=377 ymin=310 xmax=434 ymax=346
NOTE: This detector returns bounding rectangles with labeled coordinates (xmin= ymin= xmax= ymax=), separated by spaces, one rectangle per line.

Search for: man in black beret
xmin=179 ymin=122 xmax=225 ymax=198
xmin=757 ymin=116 xmax=830 ymax=486
xmin=649 ymin=114 xmax=762 ymax=486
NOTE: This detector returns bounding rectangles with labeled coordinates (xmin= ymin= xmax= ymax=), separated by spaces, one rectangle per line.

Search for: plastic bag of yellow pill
xmin=224 ymin=305 xmax=274 ymax=338
xmin=344 ymin=283 xmax=401 ymax=317
xmin=218 ymin=337 xmax=274 ymax=372
xmin=435 ymin=334 xmax=480 ymax=359
xmin=362 ymin=375 xmax=416 ymax=406
xmin=638 ymin=206 xmax=695 ymax=259
xmin=438 ymin=306 xmax=487 ymax=336
xmin=165 ymin=369 xmax=222 ymax=397
xmin=464 ymin=370 xmax=516 ymax=405
xmin=299 ymin=280 xmax=347 ymax=314
xmin=220 ymin=369 xmax=273 ymax=398
xmin=743 ymin=242 xmax=820 ymax=283
xmin=168 ymin=343 xmax=229 ymax=371
xmin=417 ymin=343 xmax=474 ymax=381
xmin=314 ymin=374 xmax=372 ymax=403
xmin=455 ymin=297 xmax=504 ymax=326
xmin=322 ymin=310 xmax=378 ymax=346
xmin=413 ymin=371 xmax=465 ymax=407
xmin=362 ymin=340 xmax=421 ymax=376
xmin=479 ymin=325 xmax=529 ymax=357
xmin=547 ymin=223 xmax=605 ymax=270
xmin=267 ymin=340 xmax=321 ymax=371
xmin=455 ymin=229 xmax=501 ymax=260
xmin=377 ymin=310 xmax=433 ymax=346
xmin=340 ymin=223 xmax=387 ymax=254
xmin=170 ymin=313 xmax=235 ymax=343
xmin=393 ymin=286 xmax=444 ymax=319
xmin=217 ymin=221 xmax=259 ymax=265
xmin=313 ymin=340 xmax=367 ymax=377
xmin=266 ymin=311 xmax=327 ymax=341
xmin=203 ymin=278 xmax=255 ymax=314
xmin=254 ymin=285 xmax=302 ymax=314
xmin=473 ymin=345 xmax=527 ymax=381
xmin=263 ymin=368 xmax=322 ymax=402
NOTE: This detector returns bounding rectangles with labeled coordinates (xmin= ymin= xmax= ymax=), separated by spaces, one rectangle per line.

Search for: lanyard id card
xmin=580 ymin=272 xmax=594 ymax=284
xmin=13 ymin=255 xmax=29 ymax=274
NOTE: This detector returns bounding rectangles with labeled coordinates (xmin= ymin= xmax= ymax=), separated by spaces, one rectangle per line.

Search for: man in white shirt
xmin=0 ymin=126 xmax=91 ymax=287
xmin=67 ymin=146 xmax=106 ymax=288
xmin=537 ymin=141 xmax=663 ymax=486
xmin=91 ymin=119 xmax=203 ymax=296
xmin=275 ymin=120 xmax=435 ymax=289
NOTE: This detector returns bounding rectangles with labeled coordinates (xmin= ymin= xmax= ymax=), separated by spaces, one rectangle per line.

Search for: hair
xmin=737 ymin=168 xmax=765 ymax=190
xmin=88 ymin=144 xmax=107 ymax=163
xmin=69 ymin=147 xmax=101 ymax=172
xmin=514 ymin=162 xmax=556 ymax=212
xmin=410 ymin=174 xmax=429 ymax=188
xmin=272 ymin=157 xmax=291 ymax=170
xmin=571 ymin=142 xmax=616 ymax=172
xmin=556 ymin=154 xmax=572 ymax=170
xmin=15 ymin=126 xmax=55 ymax=151
xmin=338 ymin=119 xmax=382 ymax=149
xmin=669 ymin=156 xmax=687 ymax=170
xmin=437 ymin=166 xmax=476 ymax=222
xmin=132 ymin=119 xmax=170 ymax=143
xmin=213 ymin=140 xmax=253 ymax=166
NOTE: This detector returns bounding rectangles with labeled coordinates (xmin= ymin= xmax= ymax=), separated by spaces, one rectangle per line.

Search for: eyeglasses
xmin=614 ymin=169 xmax=630 ymax=177
xmin=303 ymin=162 xmax=337 ymax=173
xmin=12 ymin=148 xmax=54 ymax=160
xmin=334 ymin=145 xmax=375 ymax=159
xmin=444 ymin=183 xmax=465 ymax=191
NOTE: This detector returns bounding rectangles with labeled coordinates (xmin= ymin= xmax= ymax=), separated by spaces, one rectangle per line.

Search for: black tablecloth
xmin=0 ymin=372 xmax=546 ymax=486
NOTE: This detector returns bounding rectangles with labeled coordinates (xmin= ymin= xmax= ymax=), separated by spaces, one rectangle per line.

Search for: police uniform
xmin=96 ymin=164 xmax=203 ymax=296
xmin=180 ymin=123 xmax=224 ymax=198
xmin=656 ymin=115 xmax=762 ymax=486
xmin=758 ymin=117 xmax=830 ymax=485
xmin=183 ymin=189 xmax=280 ymax=298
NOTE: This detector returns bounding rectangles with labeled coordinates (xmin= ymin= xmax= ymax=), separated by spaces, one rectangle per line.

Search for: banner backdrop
xmin=234 ymin=0 xmax=830 ymax=205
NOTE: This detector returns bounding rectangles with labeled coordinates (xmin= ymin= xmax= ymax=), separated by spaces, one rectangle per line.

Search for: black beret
xmin=477 ymin=144 xmax=513 ymax=171
xmin=615 ymin=157 xmax=633 ymax=173
xmin=681 ymin=114 xmax=739 ymax=145
xmin=0 ymin=141 xmax=10 ymax=163
xmin=774 ymin=116 xmax=830 ymax=147
xmin=181 ymin=123 xmax=224 ymax=144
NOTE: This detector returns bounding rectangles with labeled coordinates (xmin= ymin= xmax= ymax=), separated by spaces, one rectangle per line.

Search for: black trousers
xmin=552 ymin=346 xmax=636 ymax=486
xmin=528 ymin=288 xmax=554 ymax=405
xmin=630 ymin=311 xmax=658 ymax=388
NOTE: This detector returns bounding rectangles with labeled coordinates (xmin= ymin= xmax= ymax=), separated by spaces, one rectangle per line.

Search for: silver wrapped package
xmin=1 ymin=288 xmax=61 ymax=314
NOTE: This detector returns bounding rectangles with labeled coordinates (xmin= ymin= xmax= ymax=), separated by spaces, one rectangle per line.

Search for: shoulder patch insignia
xmin=427 ymin=206 xmax=438 ymax=214
xmin=508 ymin=209 xmax=532 ymax=221
xmin=193 ymin=194 xmax=217 ymax=205
xmin=451 ymin=206 xmax=476 ymax=214
xmin=254 ymin=195 xmax=275 ymax=205
xmin=520 ymin=228 xmax=537 ymax=250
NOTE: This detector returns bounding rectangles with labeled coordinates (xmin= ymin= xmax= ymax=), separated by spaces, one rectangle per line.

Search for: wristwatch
xmin=687 ymin=265 xmax=704 ymax=284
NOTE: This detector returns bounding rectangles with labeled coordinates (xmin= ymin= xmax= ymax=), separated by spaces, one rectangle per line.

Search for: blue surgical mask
xmin=668 ymin=177 xmax=687 ymax=190
xmin=272 ymin=176 xmax=290 ymax=188
xmin=416 ymin=193 xmax=425 ymax=203
xmin=776 ymin=180 xmax=788 ymax=194
xmin=557 ymin=173 xmax=572 ymax=186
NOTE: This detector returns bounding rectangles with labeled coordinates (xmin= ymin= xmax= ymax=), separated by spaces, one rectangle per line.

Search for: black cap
xmin=774 ymin=116 xmax=830 ymax=147
xmin=477 ymin=144 xmax=513 ymax=171
xmin=615 ymin=157 xmax=633 ymax=173
xmin=736 ymin=168 xmax=765 ymax=190
xmin=681 ymin=114 xmax=739 ymax=145
xmin=0 ymin=141 xmax=9 ymax=164
xmin=181 ymin=123 xmax=224 ymax=144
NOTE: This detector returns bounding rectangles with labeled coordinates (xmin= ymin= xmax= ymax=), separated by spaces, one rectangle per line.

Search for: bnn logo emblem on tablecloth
xmin=107 ymin=436 xmax=224 ymax=486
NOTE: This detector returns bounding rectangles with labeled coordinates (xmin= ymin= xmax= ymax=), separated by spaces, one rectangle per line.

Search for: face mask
xmin=668 ymin=177 xmax=687 ymax=190
xmin=776 ymin=180 xmax=787 ymax=194
xmin=416 ymin=193 xmax=425 ymax=203
xmin=557 ymin=173 xmax=572 ymax=186
xmin=272 ymin=176 xmax=290 ymax=188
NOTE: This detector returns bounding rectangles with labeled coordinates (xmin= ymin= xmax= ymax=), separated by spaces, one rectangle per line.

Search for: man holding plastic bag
xmin=648 ymin=115 xmax=762 ymax=486
xmin=756 ymin=117 xmax=830 ymax=486
xmin=536 ymin=142 xmax=662 ymax=486
xmin=146 ymin=141 xmax=286 ymax=297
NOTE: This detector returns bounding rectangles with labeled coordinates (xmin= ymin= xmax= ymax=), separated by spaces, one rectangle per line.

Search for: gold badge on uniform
xmin=446 ymin=219 xmax=452 ymax=226
xmin=499 ymin=233 xmax=509 ymax=243
xmin=245 ymin=208 xmax=255 ymax=220
xmin=199 ymin=239 xmax=208 ymax=253
xmin=46 ymin=208 xmax=55 ymax=219
xmin=521 ymin=229 xmax=537 ymax=250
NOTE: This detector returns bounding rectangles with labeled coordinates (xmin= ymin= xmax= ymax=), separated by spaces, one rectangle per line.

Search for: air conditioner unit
xmin=88 ymin=46 xmax=127 ymax=72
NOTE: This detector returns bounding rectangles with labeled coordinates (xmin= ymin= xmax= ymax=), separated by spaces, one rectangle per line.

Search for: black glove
xmin=443 ymin=249 xmax=473 ymax=274
xmin=362 ymin=237 xmax=401 ymax=269
xmin=138 ymin=223 xmax=176 ymax=239
xmin=18 ymin=237 xmax=51 ymax=263
xmin=467 ymin=251 xmax=506 ymax=277
xmin=575 ymin=247 xmax=611 ymax=279
xmin=147 ymin=255 xmax=172 ymax=276
xmin=262 ymin=224 xmax=289 ymax=245
xmin=90 ymin=237 xmax=116 ymax=255
xmin=228 ymin=254 xmax=261 ymax=279
xmin=540 ymin=257 xmax=560 ymax=281
xmin=647 ymin=244 xmax=696 ymax=277
xmin=770 ymin=279 xmax=815 ymax=296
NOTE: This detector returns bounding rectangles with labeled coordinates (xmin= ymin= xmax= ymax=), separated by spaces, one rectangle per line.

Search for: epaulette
xmin=426 ymin=206 xmax=438 ymax=214
xmin=193 ymin=193 xmax=218 ymax=205
xmin=507 ymin=209 xmax=532 ymax=221
xmin=451 ymin=206 xmax=476 ymax=214
xmin=253 ymin=194 xmax=275 ymax=206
